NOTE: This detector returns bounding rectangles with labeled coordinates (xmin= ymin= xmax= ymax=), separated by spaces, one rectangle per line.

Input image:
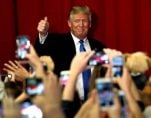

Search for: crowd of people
xmin=0 ymin=5 xmax=151 ymax=118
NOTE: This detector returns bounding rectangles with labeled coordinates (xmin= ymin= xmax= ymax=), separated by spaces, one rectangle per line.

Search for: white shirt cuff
xmin=39 ymin=32 xmax=48 ymax=44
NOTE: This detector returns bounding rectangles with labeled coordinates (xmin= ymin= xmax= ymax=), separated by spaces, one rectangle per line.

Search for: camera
xmin=88 ymin=51 xmax=109 ymax=66
xmin=95 ymin=78 xmax=114 ymax=109
xmin=112 ymin=55 xmax=124 ymax=79
xmin=16 ymin=35 xmax=30 ymax=60
xmin=25 ymin=77 xmax=44 ymax=96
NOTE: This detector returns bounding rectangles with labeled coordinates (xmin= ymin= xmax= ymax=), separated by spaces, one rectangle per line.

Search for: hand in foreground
xmin=62 ymin=51 xmax=95 ymax=101
xmin=103 ymin=48 xmax=122 ymax=65
xmin=33 ymin=71 xmax=64 ymax=118
xmin=2 ymin=97 xmax=21 ymax=118
xmin=24 ymin=44 xmax=45 ymax=79
xmin=75 ymin=90 xmax=101 ymax=118
xmin=117 ymin=67 xmax=143 ymax=118
xmin=3 ymin=60 xmax=29 ymax=81
xmin=105 ymin=93 xmax=121 ymax=118
xmin=70 ymin=51 xmax=95 ymax=76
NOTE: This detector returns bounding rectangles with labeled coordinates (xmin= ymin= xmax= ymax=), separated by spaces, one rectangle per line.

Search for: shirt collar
xmin=70 ymin=32 xmax=88 ymax=45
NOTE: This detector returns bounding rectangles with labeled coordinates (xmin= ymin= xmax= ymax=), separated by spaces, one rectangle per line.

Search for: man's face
xmin=68 ymin=13 xmax=91 ymax=39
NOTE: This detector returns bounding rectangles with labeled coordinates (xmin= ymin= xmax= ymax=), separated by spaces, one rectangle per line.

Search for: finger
xmin=4 ymin=63 xmax=16 ymax=71
xmin=3 ymin=68 xmax=13 ymax=73
xmin=24 ymin=46 xmax=33 ymax=59
xmin=3 ymin=97 xmax=14 ymax=109
xmin=44 ymin=16 xmax=48 ymax=21
xmin=14 ymin=60 xmax=23 ymax=69
xmin=39 ymin=25 xmax=47 ymax=31
xmin=84 ymin=51 xmax=95 ymax=62
xmin=29 ymin=45 xmax=37 ymax=57
xmin=8 ymin=61 xmax=18 ymax=69
xmin=40 ymin=21 xmax=47 ymax=26
xmin=32 ymin=96 xmax=44 ymax=108
xmin=113 ymin=93 xmax=121 ymax=108
xmin=77 ymin=95 xmax=94 ymax=115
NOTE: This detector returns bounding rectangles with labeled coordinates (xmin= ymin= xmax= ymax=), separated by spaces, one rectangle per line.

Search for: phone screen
xmin=25 ymin=78 xmax=44 ymax=96
xmin=16 ymin=35 xmax=30 ymax=60
xmin=95 ymin=79 xmax=114 ymax=108
xmin=88 ymin=52 xmax=109 ymax=66
xmin=60 ymin=70 xmax=70 ymax=86
xmin=112 ymin=56 xmax=124 ymax=78
xmin=20 ymin=99 xmax=43 ymax=118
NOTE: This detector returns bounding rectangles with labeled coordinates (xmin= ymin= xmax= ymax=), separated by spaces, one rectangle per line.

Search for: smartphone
xmin=112 ymin=56 xmax=124 ymax=79
xmin=16 ymin=35 xmax=30 ymax=60
xmin=25 ymin=78 xmax=44 ymax=96
xmin=95 ymin=78 xmax=114 ymax=109
xmin=118 ymin=90 xmax=128 ymax=118
xmin=59 ymin=70 xmax=70 ymax=86
xmin=88 ymin=51 xmax=109 ymax=66
xmin=20 ymin=99 xmax=43 ymax=118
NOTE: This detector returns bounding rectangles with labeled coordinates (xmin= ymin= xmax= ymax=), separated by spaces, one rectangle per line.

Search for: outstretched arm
xmin=62 ymin=51 xmax=95 ymax=101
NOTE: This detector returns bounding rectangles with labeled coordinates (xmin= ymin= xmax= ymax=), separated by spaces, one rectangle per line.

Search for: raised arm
xmin=62 ymin=51 xmax=95 ymax=101
xmin=37 ymin=16 xmax=49 ymax=38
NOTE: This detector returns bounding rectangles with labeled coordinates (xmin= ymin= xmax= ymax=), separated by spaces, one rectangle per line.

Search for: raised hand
xmin=70 ymin=51 xmax=95 ymax=77
xmin=62 ymin=51 xmax=95 ymax=101
xmin=117 ymin=67 xmax=143 ymax=118
xmin=32 ymin=71 xmax=64 ymax=118
xmin=75 ymin=90 xmax=101 ymax=118
xmin=24 ymin=44 xmax=46 ymax=79
xmin=37 ymin=16 xmax=49 ymax=36
xmin=3 ymin=60 xmax=29 ymax=81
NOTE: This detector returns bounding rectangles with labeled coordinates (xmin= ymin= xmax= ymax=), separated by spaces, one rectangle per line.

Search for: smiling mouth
xmin=77 ymin=29 xmax=84 ymax=32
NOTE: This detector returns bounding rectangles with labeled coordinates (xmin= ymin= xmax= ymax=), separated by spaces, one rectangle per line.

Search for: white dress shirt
xmin=71 ymin=33 xmax=92 ymax=100
xmin=39 ymin=32 xmax=92 ymax=100
xmin=39 ymin=32 xmax=48 ymax=44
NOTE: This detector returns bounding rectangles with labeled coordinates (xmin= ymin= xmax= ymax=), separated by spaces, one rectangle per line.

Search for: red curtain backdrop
xmin=0 ymin=0 xmax=151 ymax=73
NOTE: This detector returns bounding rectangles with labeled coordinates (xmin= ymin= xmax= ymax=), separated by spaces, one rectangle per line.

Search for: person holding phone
xmin=34 ymin=5 xmax=106 ymax=100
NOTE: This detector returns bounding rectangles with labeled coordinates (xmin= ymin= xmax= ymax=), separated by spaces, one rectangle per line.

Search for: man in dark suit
xmin=34 ymin=5 xmax=106 ymax=76
xmin=34 ymin=5 xmax=106 ymax=100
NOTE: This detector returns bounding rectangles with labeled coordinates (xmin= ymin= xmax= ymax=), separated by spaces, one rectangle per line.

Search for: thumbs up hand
xmin=37 ymin=16 xmax=49 ymax=36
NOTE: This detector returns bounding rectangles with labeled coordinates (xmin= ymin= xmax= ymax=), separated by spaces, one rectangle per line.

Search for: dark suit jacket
xmin=34 ymin=32 xmax=106 ymax=76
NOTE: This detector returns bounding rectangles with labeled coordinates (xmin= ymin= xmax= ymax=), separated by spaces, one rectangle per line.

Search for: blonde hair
xmin=124 ymin=52 xmax=151 ymax=73
xmin=40 ymin=56 xmax=55 ymax=71
xmin=68 ymin=5 xmax=92 ymax=21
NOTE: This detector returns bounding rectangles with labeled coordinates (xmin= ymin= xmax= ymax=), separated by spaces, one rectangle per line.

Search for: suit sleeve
xmin=34 ymin=34 xmax=53 ymax=56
